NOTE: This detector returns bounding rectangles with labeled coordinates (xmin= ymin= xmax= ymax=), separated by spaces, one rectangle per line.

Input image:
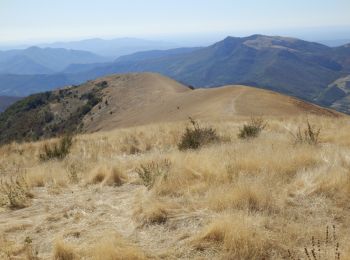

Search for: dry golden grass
xmin=88 ymin=234 xmax=148 ymax=260
xmin=1 ymin=115 xmax=350 ymax=259
xmin=133 ymin=193 xmax=179 ymax=227
xmin=53 ymin=239 xmax=79 ymax=260
xmin=192 ymin=214 xmax=271 ymax=259
xmin=87 ymin=165 xmax=127 ymax=186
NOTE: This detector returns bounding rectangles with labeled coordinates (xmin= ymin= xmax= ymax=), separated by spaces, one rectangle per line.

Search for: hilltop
xmin=0 ymin=73 xmax=340 ymax=144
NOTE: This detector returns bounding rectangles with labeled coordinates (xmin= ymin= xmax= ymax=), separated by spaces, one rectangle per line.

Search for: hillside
xmin=0 ymin=73 xmax=340 ymax=144
xmin=1 ymin=35 xmax=350 ymax=114
xmin=1 ymin=113 xmax=350 ymax=259
xmin=82 ymin=35 xmax=347 ymax=105
xmin=0 ymin=47 xmax=108 ymax=75
xmin=38 ymin=37 xmax=178 ymax=58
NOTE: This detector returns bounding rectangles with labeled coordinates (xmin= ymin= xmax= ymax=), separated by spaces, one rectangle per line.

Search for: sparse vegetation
xmin=288 ymin=225 xmax=341 ymax=260
xmin=0 ymin=175 xmax=33 ymax=209
xmin=53 ymin=240 xmax=79 ymax=260
xmin=88 ymin=166 xmax=127 ymax=186
xmin=178 ymin=117 xmax=219 ymax=150
xmin=238 ymin=117 xmax=266 ymax=139
xmin=0 ymin=83 xmax=104 ymax=144
xmin=136 ymin=159 xmax=171 ymax=189
xmin=292 ymin=120 xmax=321 ymax=145
xmin=89 ymin=234 xmax=147 ymax=260
xmin=1 ymin=116 xmax=350 ymax=259
xmin=192 ymin=215 xmax=270 ymax=259
xmin=39 ymin=135 xmax=73 ymax=161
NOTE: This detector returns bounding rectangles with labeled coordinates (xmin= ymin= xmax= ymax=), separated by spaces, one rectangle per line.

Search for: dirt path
xmin=228 ymin=88 xmax=246 ymax=114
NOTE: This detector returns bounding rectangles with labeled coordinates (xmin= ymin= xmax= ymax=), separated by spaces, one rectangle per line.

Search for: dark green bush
xmin=39 ymin=135 xmax=73 ymax=161
xmin=238 ymin=117 xmax=267 ymax=139
xmin=178 ymin=117 xmax=219 ymax=150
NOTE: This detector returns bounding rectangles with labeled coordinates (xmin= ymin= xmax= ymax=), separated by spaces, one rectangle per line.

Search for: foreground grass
xmin=0 ymin=115 xmax=350 ymax=259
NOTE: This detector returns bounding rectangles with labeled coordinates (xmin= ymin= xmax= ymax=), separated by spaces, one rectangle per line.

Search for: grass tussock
xmin=87 ymin=166 xmax=127 ymax=186
xmin=39 ymin=135 xmax=73 ymax=161
xmin=89 ymin=234 xmax=147 ymax=260
xmin=192 ymin=215 xmax=270 ymax=259
xmin=207 ymin=181 xmax=275 ymax=213
xmin=133 ymin=195 xmax=177 ymax=226
xmin=53 ymin=240 xmax=79 ymax=260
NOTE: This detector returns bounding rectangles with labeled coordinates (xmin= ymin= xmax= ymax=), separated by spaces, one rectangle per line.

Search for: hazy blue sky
xmin=1 ymin=0 xmax=350 ymax=44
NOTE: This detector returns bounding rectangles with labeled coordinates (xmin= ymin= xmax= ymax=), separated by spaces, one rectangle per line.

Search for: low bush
xmin=0 ymin=175 xmax=33 ymax=209
xmin=178 ymin=117 xmax=219 ymax=150
xmin=39 ymin=135 xmax=73 ymax=161
xmin=291 ymin=120 xmax=321 ymax=145
xmin=136 ymin=159 xmax=171 ymax=189
xmin=238 ymin=117 xmax=267 ymax=139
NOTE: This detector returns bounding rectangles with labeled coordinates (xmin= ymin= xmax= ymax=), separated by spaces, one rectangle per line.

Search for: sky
xmin=0 ymin=0 xmax=350 ymax=45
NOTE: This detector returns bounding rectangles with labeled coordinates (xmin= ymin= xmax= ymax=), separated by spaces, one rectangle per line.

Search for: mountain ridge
xmin=0 ymin=47 xmax=108 ymax=75
xmin=1 ymin=35 xmax=350 ymax=113
xmin=0 ymin=73 xmax=341 ymax=144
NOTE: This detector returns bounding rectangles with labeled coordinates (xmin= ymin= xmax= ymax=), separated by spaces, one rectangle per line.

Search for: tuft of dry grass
xmin=206 ymin=181 xmax=275 ymax=213
xmin=39 ymin=135 xmax=73 ymax=161
xmin=133 ymin=194 xmax=178 ymax=226
xmin=87 ymin=166 xmax=127 ymax=186
xmin=89 ymin=234 xmax=148 ymax=260
xmin=192 ymin=215 xmax=271 ymax=259
xmin=53 ymin=239 xmax=79 ymax=260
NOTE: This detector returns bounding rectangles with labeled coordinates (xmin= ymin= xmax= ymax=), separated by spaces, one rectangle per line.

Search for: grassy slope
xmin=0 ymin=73 xmax=340 ymax=144
xmin=0 ymin=116 xmax=350 ymax=259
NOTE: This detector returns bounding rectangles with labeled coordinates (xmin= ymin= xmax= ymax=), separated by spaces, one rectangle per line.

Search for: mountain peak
xmin=26 ymin=46 xmax=41 ymax=51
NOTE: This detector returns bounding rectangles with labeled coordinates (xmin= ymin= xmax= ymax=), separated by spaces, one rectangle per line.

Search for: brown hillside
xmin=82 ymin=73 xmax=340 ymax=132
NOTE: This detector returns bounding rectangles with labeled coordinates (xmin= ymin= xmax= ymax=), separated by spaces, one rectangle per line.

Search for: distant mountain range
xmin=0 ymin=47 xmax=109 ymax=75
xmin=1 ymin=35 xmax=350 ymax=113
xmin=1 ymin=38 xmax=179 ymax=58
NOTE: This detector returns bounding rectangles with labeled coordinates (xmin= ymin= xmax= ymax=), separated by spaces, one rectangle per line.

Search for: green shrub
xmin=39 ymin=135 xmax=73 ymax=161
xmin=178 ymin=117 xmax=219 ymax=150
xmin=238 ymin=117 xmax=266 ymax=139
